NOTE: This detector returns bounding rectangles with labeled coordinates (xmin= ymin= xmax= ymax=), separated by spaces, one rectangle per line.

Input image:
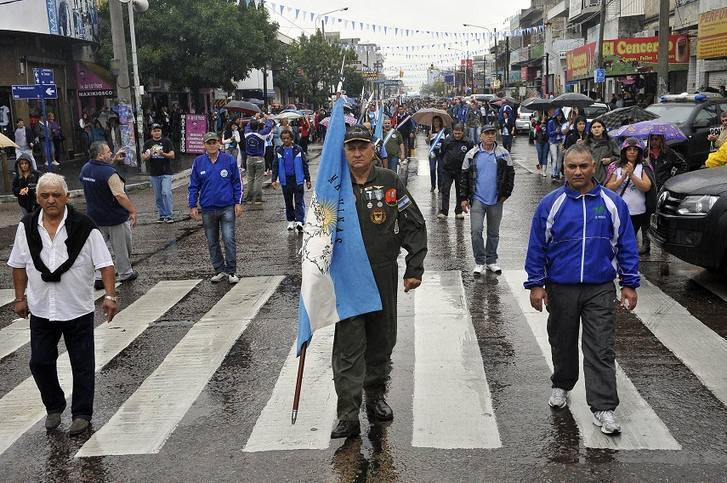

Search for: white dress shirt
xmin=7 ymin=208 xmax=114 ymax=321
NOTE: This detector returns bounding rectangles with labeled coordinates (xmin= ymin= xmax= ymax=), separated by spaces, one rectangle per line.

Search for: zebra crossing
xmin=0 ymin=268 xmax=726 ymax=459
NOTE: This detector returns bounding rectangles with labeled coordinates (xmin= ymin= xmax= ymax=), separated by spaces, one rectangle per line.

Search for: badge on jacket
xmin=370 ymin=208 xmax=386 ymax=224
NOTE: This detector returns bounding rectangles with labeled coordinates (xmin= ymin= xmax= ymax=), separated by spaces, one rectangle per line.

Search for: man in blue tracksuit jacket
xmin=524 ymin=143 xmax=640 ymax=436
xmin=244 ymin=116 xmax=274 ymax=203
xmin=271 ymin=130 xmax=311 ymax=231
xmin=188 ymin=132 xmax=243 ymax=284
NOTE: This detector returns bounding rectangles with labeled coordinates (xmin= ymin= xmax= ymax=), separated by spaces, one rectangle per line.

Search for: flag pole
xmin=291 ymin=341 xmax=308 ymax=424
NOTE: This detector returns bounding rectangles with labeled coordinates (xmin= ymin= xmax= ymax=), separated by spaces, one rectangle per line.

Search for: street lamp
xmin=463 ymin=23 xmax=495 ymax=94
xmin=317 ymin=7 xmax=349 ymax=36
xmin=119 ymin=0 xmax=148 ymax=172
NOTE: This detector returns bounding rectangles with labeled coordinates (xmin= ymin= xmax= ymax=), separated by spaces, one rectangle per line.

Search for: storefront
xmin=76 ymin=62 xmax=115 ymax=118
xmin=697 ymin=6 xmax=727 ymax=89
xmin=565 ymin=35 xmax=690 ymax=102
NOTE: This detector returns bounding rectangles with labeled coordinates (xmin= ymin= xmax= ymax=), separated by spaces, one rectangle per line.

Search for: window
xmin=694 ymin=105 xmax=718 ymax=127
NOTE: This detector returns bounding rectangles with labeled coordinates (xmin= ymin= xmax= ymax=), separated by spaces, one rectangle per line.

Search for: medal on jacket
xmin=394 ymin=218 xmax=399 ymax=234
xmin=370 ymin=208 xmax=386 ymax=224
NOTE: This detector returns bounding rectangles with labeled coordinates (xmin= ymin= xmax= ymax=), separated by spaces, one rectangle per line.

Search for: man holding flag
xmin=294 ymin=97 xmax=427 ymax=441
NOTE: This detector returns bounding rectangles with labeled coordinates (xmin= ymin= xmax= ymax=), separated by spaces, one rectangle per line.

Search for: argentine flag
xmin=296 ymin=99 xmax=382 ymax=355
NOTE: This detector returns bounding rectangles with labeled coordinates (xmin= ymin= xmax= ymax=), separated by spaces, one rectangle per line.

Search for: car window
xmin=694 ymin=104 xmax=718 ymax=126
xmin=645 ymin=104 xmax=695 ymax=124
xmin=583 ymin=105 xmax=609 ymax=119
xmin=720 ymin=103 xmax=727 ymax=116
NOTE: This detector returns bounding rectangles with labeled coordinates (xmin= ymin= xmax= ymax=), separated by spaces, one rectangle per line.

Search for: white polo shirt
xmin=7 ymin=208 xmax=114 ymax=321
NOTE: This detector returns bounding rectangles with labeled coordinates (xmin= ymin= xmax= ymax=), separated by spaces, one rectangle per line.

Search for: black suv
xmin=646 ymin=93 xmax=727 ymax=170
xmin=650 ymin=166 xmax=727 ymax=273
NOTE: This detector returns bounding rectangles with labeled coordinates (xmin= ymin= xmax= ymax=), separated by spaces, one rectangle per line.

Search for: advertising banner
xmin=697 ymin=7 xmax=727 ymax=60
xmin=0 ymin=0 xmax=99 ymax=42
xmin=566 ymin=35 xmax=690 ymax=81
xmin=184 ymin=114 xmax=208 ymax=154
xmin=113 ymin=103 xmax=137 ymax=167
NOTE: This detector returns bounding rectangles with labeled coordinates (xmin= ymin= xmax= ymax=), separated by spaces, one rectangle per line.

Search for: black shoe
xmin=69 ymin=418 xmax=90 ymax=436
xmin=45 ymin=412 xmax=62 ymax=430
xmin=365 ymin=398 xmax=394 ymax=421
xmin=94 ymin=279 xmax=104 ymax=290
xmin=120 ymin=271 xmax=138 ymax=282
xmin=330 ymin=420 xmax=361 ymax=439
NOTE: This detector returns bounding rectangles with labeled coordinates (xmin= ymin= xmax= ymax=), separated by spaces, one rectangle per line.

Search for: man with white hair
xmin=8 ymin=173 xmax=118 ymax=436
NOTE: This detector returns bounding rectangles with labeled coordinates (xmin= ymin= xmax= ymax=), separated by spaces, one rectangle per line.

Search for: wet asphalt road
xmin=0 ymin=137 xmax=727 ymax=482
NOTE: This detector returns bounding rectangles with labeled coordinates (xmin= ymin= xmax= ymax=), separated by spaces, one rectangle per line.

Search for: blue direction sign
xmin=32 ymin=68 xmax=55 ymax=85
xmin=594 ymin=68 xmax=606 ymax=83
xmin=12 ymin=84 xmax=58 ymax=100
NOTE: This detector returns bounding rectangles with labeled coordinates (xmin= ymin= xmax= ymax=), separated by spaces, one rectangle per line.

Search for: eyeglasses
xmin=39 ymin=192 xmax=65 ymax=199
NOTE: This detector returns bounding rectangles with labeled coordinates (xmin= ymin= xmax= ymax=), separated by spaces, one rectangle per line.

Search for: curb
xmin=0 ymin=168 xmax=193 ymax=204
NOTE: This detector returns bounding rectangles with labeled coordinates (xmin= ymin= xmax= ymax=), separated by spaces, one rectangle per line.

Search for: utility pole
xmin=109 ymin=0 xmax=131 ymax=104
xmin=657 ymin=0 xmax=670 ymax=96
xmin=595 ymin=0 xmax=607 ymax=99
xmin=504 ymin=36 xmax=510 ymax=92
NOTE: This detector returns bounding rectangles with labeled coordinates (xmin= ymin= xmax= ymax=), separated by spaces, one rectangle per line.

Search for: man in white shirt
xmin=8 ymin=173 xmax=118 ymax=436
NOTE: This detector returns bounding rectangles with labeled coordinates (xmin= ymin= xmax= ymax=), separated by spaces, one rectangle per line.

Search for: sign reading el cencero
xmin=566 ymin=35 xmax=690 ymax=81
xmin=0 ymin=0 xmax=98 ymax=42
xmin=698 ymin=6 xmax=727 ymax=60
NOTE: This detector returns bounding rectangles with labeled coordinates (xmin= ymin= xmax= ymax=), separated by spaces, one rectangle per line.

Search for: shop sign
xmin=697 ymin=6 xmax=727 ymax=60
xmin=76 ymin=62 xmax=114 ymax=92
xmin=565 ymin=35 xmax=690 ymax=81
xmin=78 ymin=90 xmax=114 ymax=97
xmin=183 ymin=114 xmax=207 ymax=154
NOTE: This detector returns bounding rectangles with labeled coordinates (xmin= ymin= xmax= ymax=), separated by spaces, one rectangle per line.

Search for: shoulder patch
xmin=397 ymin=194 xmax=412 ymax=212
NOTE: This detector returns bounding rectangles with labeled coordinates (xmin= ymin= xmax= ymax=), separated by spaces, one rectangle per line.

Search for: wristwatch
xmin=104 ymin=295 xmax=118 ymax=303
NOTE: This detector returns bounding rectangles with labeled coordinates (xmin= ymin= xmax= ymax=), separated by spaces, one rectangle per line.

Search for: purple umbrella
xmin=320 ymin=114 xmax=357 ymax=127
xmin=609 ymin=120 xmax=687 ymax=142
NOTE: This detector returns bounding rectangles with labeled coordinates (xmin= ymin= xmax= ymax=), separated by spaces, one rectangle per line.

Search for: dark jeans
xmin=501 ymin=134 xmax=513 ymax=152
xmin=282 ymin=176 xmax=305 ymax=222
xmin=264 ymin=146 xmax=274 ymax=172
xmin=299 ymin=135 xmax=309 ymax=154
xmin=202 ymin=205 xmax=237 ymax=274
xmin=535 ymin=141 xmax=550 ymax=167
xmin=439 ymin=169 xmax=462 ymax=215
xmin=30 ymin=312 xmax=95 ymax=420
xmin=630 ymin=213 xmax=649 ymax=241
xmin=545 ymin=282 xmax=618 ymax=412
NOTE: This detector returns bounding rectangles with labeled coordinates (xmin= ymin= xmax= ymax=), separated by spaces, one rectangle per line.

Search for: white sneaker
xmin=287 ymin=222 xmax=295 ymax=231
xmin=210 ymin=273 xmax=226 ymax=283
xmin=455 ymin=213 xmax=465 ymax=220
xmin=541 ymin=169 xmax=547 ymax=178
xmin=548 ymin=388 xmax=568 ymax=409
xmin=437 ymin=213 xmax=447 ymax=219
xmin=473 ymin=264 xmax=485 ymax=275
xmin=296 ymin=222 xmax=303 ymax=232
xmin=592 ymin=410 xmax=621 ymax=435
xmin=486 ymin=263 xmax=502 ymax=275
xmin=228 ymin=273 xmax=240 ymax=284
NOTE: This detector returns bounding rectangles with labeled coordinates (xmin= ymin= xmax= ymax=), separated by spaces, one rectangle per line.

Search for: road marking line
xmin=634 ymin=277 xmax=727 ymax=407
xmin=0 ymin=280 xmax=200 ymax=457
xmin=0 ymin=289 xmax=16 ymax=307
xmin=412 ymin=271 xmax=502 ymax=449
xmin=503 ymin=270 xmax=680 ymax=450
xmin=513 ymin=158 xmax=538 ymax=174
xmin=77 ymin=276 xmax=283 ymax=457
xmin=243 ymin=324 xmax=336 ymax=452
xmin=0 ymin=285 xmax=120 ymax=361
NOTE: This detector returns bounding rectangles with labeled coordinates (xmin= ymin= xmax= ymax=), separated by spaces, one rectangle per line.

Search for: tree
xmin=341 ymin=64 xmax=365 ymax=98
xmin=96 ymin=1 xmax=280 ymax=93
xmin=421 ymin=81 xmax=447 ymax=97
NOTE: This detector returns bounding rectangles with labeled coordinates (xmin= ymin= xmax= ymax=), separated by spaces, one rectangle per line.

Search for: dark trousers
xmin=439 ymin=169 xmax=462 ymax=215
xmin=429 ymin=156 xmax=444 ymax=189
xmin=545 ymin=282 xmax=618 ymax=412
xmin=630 ymin=213 xmax=650 ymax=246
xmin=501 ymin=134 xmax=513 ymax=152
xmin=299 ymin=135 xmax=309 ymax=154
xmin=264 ymin=146 xmax=274 ymax=172
xmin=30 ymin=312 xmax=95 ymax=420
xmin=332 ymin=262 xmax=398 ymax=421
xmin=282 ymin=176 xmax=305 ymax=222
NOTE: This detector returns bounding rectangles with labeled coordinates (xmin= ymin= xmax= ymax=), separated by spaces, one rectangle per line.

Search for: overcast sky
xmin=262 ymin=0 xmax=532 ymax=89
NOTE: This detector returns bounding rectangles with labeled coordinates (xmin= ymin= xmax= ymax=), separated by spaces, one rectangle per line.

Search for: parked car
xmin=650 ymin=166 xmax=727 ymax=273
xmin=562 ymin=103 xmax=610 ymax=124
xmin=515 ymin=106 xmax=534 ymax=135
xmin=646 ymin=93 xmax=727 ymax=170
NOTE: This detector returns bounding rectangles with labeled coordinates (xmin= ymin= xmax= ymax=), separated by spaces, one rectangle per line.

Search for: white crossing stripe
xmin=503 ymin=270 xmax=681 ymax=450
xmin=0 ymin=280 xmax=200 ymax=457
xmin=634 ymin=278 xmax=727 ymax=407
xmin=0 ymin=285 xmax=120 ymax=361
xmin=0 ymin=289 xmax=16 ymax=307
xmin=77 ymin=276 xmax=283 ymax=457
xmin=243 ymin=325 xmax=336 ymax=452
xmin=412 ymin=271 xmax=502 ymax=449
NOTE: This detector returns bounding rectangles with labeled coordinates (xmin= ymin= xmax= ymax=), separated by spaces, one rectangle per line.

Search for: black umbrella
xmin=551 ymin=93 xmax=595 ymax=109
xmin=595 ymin=106 xmax=659 ymax=130
xmin=224 ymin=100 xmax=261 ymax=113
xmin=522 ymin=97 xmax=553 ymax=110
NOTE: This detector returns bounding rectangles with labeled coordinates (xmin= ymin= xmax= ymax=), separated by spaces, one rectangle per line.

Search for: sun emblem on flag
xmin=301 ymin=193 xmax=338 ymax=274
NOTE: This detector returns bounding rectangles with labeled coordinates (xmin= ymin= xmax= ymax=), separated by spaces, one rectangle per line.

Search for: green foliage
xmin=421 ymin=81 xmax=447 ymax=97
xmin=96 ymin=0 xmax=279 ymax=92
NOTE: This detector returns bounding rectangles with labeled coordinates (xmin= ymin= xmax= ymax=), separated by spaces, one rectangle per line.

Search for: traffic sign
xmin=12 ymin=84 xmax=58 ymax=100
xmin=32 ymin=68 xmax=55 ymax=85
xmin=594 ymin=68 xmax=606 ymax=83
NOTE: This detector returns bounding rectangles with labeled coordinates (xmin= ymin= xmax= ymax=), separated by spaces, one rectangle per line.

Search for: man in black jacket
xmin=438 ymin=124 xmax=473 ymax=219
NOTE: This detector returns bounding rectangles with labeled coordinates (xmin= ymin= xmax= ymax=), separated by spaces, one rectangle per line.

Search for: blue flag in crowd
xmin=296 ymin=98 xmax=382 ymax=356
xmin=374 ymin=104 xmax=385 ymax=140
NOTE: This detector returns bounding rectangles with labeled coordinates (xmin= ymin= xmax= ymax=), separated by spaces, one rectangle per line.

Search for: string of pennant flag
xmin=243 ymin=0 xmax=544 ymax=41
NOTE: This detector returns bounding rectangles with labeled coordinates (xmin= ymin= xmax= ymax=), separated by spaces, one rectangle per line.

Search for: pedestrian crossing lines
xmin=0 ymin=280 xmax=200 ymax=457
xmin=0 ymin=289 xmax=16 ymax=307
xmin=0 ymin=284 xmax=120 ymax=361
xmin=77 ymin=276 xmax=282 ymax=456
xmin=502 ymin=270 xmax=681 ymax=451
